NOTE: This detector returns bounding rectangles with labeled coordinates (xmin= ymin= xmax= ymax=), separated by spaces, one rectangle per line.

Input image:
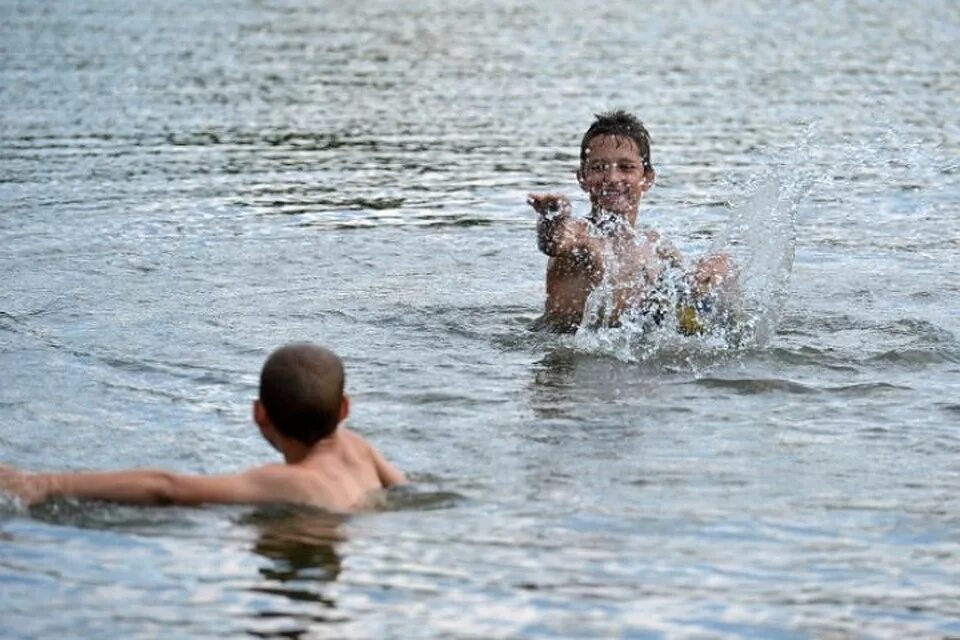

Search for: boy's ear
xmin=576 ymin=167 xmax=587 ymax=192
xmin=253 ymin=399 xmax=282 ymax=452
xmin=253 ymin=399 xmax=270 ymax=428
xmin=339 ymin=394 xmax=350 ymax=423
xmin=641 ymin=167 xmax=656 ymax=193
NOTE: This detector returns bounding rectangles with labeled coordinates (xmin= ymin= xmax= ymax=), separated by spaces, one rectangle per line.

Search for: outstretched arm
xmin=528 ymin=193 xmax=593 ymax=257
xmin=0 ymin=464 xmax=280 ymax=507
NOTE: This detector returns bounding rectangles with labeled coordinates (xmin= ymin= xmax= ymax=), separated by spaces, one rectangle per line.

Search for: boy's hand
xmin=529 ymin=193 xmax=584 ymax=256
xmin=692 ymin=252 xmax=737 ymax=297
xmin=0 ymin=465 xmax=46 ymax=506
xmin=527 ymin=193 xmax=572 ymax=218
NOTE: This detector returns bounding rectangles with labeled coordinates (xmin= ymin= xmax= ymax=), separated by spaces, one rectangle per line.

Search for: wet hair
xmin=580 ymin=110 xmax=653 ymax=170
xmin=259 ymin=342 xmax=345 ymax=445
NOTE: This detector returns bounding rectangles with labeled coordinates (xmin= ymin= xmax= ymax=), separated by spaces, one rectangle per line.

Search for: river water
xmin=1 ymin=1 xmax=958 ymax=638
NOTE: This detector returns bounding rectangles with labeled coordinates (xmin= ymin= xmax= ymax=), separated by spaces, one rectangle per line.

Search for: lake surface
xmin=1 ymin=1 xmax=958 ymax=638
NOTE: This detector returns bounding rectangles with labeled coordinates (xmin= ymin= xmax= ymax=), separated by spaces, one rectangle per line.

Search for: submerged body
xmin=1 ymin=426 xmax=402 ymax=512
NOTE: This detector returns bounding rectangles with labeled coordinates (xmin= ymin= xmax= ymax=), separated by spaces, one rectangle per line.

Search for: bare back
xmin=251 ymin=428 xmax=406 ymax=512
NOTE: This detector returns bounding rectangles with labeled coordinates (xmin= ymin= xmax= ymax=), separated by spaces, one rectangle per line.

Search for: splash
xmin=712 ymin=172 xmax=803 ymax=348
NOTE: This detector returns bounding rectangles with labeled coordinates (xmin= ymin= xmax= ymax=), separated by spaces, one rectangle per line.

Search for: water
xmin=2 ymin=0 xmax=959 ymax=637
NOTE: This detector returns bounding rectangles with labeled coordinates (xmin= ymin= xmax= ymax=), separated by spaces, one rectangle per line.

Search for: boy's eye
xmin=587 ymin=162 xmax=610 ymax=174
xmin=585 ymin=161 xmax=640 ymax=174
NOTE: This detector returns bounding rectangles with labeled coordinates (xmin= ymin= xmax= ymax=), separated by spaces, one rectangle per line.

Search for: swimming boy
xmin=0 ymin=342 xmax=406 ymax=512
xmin=528 ymin=110 xmax=736 ymax=333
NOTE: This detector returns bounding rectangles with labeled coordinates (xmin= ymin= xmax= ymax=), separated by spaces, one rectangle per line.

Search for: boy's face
xmin=577 ymin=134 xmax=654 ymax=217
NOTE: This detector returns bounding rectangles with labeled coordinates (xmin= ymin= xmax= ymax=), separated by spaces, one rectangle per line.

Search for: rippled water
xmin=2 ymin=1 xmax=959 ymax=638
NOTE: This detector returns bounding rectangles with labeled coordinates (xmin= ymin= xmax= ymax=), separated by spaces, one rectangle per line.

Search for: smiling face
xmin=577 ymin=134 xmax=655 ymax=223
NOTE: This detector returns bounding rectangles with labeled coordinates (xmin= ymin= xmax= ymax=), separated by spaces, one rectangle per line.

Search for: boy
xmin=528 ymin=110 xmax=736 ymax=333
xmin=0 ymin=342 xmax=406 ymax=512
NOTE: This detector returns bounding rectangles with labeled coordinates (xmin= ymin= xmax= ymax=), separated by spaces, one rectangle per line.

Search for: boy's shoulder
xmin=239 ymin=463 xmax=308 ymax=493
xmin=241 ymin=462 xmax=351 ymax=510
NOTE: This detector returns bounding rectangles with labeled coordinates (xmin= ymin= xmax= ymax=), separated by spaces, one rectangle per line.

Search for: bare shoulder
xmin=242 ymin=463 xmax=343 ymax=508
xmin=241 ymin=463 xmax=325 ymax=494
xmin=339 ymin=427 xmax=407 ymax=488
xmin=239 ymin=463 xmax=304 ymax=493
xmin=242 ymin=462 xmax=293 ymax=480
xmin=338 ymin=427 xmax=375 ymax=453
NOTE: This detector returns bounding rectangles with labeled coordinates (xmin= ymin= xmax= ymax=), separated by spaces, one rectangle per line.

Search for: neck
xmin=278 ymin=428 xmax=341 ymax=464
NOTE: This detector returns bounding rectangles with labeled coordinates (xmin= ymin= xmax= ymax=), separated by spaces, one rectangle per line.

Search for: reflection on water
xmin=242 ymin=507 xmax=347 ymax=638
xmin=237 ymin=491 xmax=465 ymax=638
xmin=529 ymin=349 xmax=591 ymax=420
xmin=245 ymin=505 xmax=345 ymax=586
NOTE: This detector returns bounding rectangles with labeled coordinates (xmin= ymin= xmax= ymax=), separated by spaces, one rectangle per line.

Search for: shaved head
xmin=259 ymin=342 xmax=345 ymax=444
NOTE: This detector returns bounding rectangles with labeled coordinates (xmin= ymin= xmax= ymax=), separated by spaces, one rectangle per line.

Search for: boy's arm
xmin=537 ymin=216 xmax=593 ymax=257
xmin=1 ymin=464 xmax=287 ymax=507
xmin=529 ymin=193 xmax=594 ymax=257
xmin=370 ymin=446 xmax=407 ymax=488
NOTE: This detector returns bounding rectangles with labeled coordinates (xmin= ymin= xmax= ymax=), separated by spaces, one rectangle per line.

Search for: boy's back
xmin=249 ymin=427 xmax=404 ymax=511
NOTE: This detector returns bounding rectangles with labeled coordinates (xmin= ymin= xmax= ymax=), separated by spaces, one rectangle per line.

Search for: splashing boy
xmin=528 ymin=110 xmax=736 ymax=333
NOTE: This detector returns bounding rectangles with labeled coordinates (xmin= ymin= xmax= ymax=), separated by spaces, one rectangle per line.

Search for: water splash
xmin=713 ymin=173 xmax=803 ymax=348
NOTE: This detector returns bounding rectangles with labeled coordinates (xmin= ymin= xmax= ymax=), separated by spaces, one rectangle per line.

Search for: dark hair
xmin=580 ymin=110 xmax=653 ymax=170
xmin=259 ymin=342 xmax=345 ymax=445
